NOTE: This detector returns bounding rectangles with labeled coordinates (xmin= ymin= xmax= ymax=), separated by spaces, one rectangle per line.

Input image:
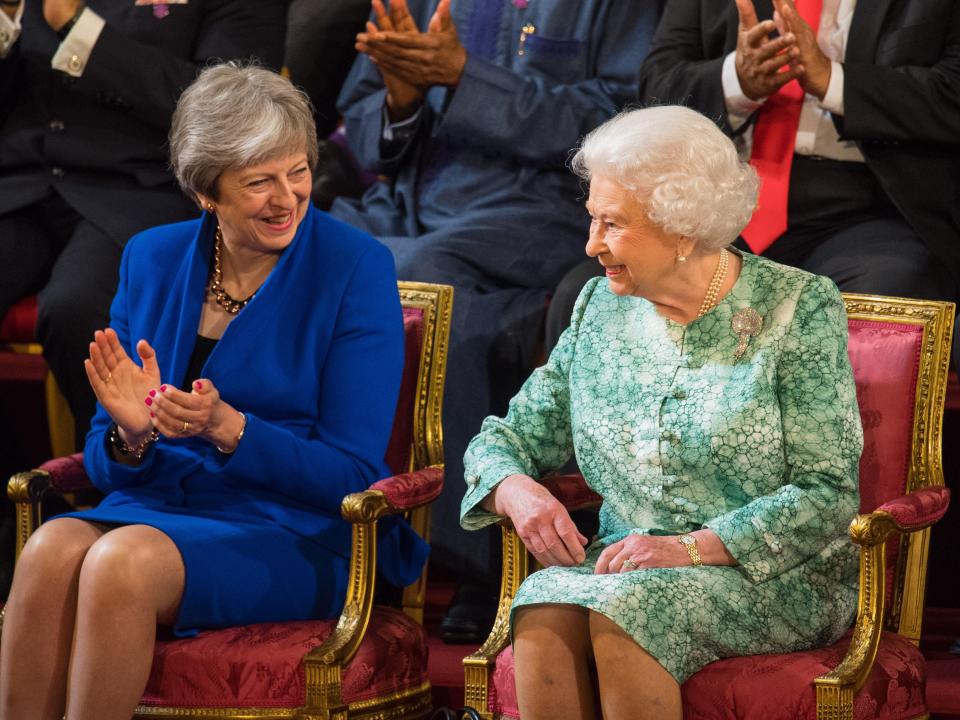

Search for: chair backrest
xmin=392 ymin=281 xmax=453 ymax=619
xmin=842 ymin=293 xmax=954 ymax=643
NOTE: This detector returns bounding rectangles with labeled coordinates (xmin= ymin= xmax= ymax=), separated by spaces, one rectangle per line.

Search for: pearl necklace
xmin=207 ymin=226 xmax=259 ymax=315
xmin=696 ymin=248 xmax=729 ymax=319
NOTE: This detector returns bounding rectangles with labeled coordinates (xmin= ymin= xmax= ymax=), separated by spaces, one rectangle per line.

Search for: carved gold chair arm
xmin=7 ymin=469 xmax=54 ymax=558
xmin=813 ymin=500 xmax=946 ymax=717
xmin=301 ymin=466 xmax=444 ymax=714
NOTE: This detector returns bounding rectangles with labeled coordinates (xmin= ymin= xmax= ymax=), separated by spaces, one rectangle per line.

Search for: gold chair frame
xmin=463 ymin=293 xmax=954 ymax=720
xmin=6 ymin=281 xmax=454 ymax=720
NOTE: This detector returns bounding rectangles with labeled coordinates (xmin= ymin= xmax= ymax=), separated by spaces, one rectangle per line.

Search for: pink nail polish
xmin=194 ymin=381 xmax=202 ymax=391
xmin=149 ymin=389 xmax=157 ymax=397
xmin=145 ymin=397 xmax=153 ymax=406
xmin=160 ymin=385 xmax=167 ymax=392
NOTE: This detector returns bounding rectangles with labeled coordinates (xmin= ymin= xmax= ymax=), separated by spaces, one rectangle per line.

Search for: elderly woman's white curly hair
xmin=571 ymin=106 xmax=759 ymax=250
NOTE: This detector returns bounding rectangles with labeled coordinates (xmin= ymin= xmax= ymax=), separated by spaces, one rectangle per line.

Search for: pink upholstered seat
xmin=141 ymin=608 xmax=427 ymax=709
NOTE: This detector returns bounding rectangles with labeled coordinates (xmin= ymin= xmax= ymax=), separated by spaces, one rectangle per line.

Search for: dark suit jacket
xmin=638 ymin=0 xmax=960 ymax=281
xmin=0 ymin=0 xmax=287 ymax=244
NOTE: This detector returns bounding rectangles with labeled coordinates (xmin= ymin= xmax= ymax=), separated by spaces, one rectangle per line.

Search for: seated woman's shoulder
xmin=748 ymin=252 xmax=841 ymax=299
xmin=123 ymin=218 xmax=203 ymax=265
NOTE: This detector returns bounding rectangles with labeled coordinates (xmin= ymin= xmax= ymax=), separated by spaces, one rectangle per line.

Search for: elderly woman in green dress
xmin=460 ymin=106 xmax=863 ymax=720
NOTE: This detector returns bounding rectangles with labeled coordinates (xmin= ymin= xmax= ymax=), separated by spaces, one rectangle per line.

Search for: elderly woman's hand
xmin=84 ymin=329 xmax=162 ymax=443
xmin=595 ymin=530 xmax=738 ymax=574
xmin=483 ymin=474 xmax=588 ymax=567
xmin=148 ymin=379 xmax=244 ymax=450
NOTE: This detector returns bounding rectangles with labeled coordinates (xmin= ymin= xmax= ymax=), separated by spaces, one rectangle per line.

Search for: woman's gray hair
xmin=571 ymin=106 xmax=759 ymax=250
xmin=170 ymin=62 xmax=318 ymax=201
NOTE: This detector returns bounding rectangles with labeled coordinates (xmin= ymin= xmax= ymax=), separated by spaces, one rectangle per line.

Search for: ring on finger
xmin=105 ymin=372 xmax=112 ymax=384
xmin=622 ymin=559 xmax=638 ymax=571
xmin=182 ymin=420 xmax=190 ymax=434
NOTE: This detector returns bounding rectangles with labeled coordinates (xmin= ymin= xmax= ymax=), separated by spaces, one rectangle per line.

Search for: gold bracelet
xmin=216 ymin=412 xmax=247 ymax=454
xmin=109 ymin=424 xmax=159 ymax=460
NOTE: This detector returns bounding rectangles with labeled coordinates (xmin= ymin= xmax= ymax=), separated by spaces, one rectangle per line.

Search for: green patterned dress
xmin=460 ymin=252 xmax=863 ymax=682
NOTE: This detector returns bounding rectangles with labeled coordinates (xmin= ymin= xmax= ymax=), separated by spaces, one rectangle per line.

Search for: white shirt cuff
xmin=0 ymin=1 xmax=24 ymax=59
xmin=819 ymin=60 xmax=844 ymax=115
xmin=51 ymin=7 xmax=106 ymax=78
xmin=381 ymin=105 xmax=423 ymax=142
xmin=722 ymin=51 xmax=766 ymax=130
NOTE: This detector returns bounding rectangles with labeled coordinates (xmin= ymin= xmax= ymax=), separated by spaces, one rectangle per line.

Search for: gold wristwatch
xmin=678 ymin=534 xmax=703 ymax=566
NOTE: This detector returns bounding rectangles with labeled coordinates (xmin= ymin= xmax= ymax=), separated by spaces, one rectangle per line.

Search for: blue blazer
xmin=83 ymin=204 xmax=429 ymax=587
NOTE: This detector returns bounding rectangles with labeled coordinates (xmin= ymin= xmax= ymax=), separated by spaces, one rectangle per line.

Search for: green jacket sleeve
xmin=460 ymin=278 xmax=604 ymax=530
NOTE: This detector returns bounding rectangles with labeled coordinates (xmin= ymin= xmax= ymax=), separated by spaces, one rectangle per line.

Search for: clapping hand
xmin=772 ymin=0 xmax=832 ymax=99
xmin=146 ymin=379 xmax=238 ymax=448
xmin=357 ymin=0 xmax=426 ymax=120
xmin=84 ymin=329 xmax=162 ymax=443
xmin=356 ymin=0 xmax=467 ymax=119
xmin=733 ymin=0 xmax=802 ymax=100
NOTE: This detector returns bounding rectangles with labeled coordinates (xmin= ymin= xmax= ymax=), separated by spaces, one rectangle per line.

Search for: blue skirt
xmin=62 ymin=504 xmax=350 ymax=637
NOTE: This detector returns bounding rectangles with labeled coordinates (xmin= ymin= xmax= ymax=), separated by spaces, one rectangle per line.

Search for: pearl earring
xmin=206 ymin=203 xmax=215 ymax=213
xmin=677 ymin=254 xmax=687 ymax=264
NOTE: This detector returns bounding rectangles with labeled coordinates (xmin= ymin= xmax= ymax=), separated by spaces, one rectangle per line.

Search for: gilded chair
xmin=5 ymin=280 xmax=453 ymax=720
xmin=463 ymin=293 xmax=954 ymax=720
xmin=0 ymin=295 xmax=75 ymax=457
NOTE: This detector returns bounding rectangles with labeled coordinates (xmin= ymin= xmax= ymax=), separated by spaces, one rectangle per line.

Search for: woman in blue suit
xmin=0 ymin=64 xmax=428 ymax=720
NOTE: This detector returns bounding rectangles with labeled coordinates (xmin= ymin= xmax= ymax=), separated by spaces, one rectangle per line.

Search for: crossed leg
xmin=513 ymin=605 xmax=682 ymax=720
xmin=0 ymin=520 xmax=185 ymax=720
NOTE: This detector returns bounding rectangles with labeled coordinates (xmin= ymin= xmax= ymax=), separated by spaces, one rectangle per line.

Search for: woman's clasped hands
xmin=84 ymin=327 xmax=243 ymax=453
xmin=595 ymin=534 xmax=694 ymax=575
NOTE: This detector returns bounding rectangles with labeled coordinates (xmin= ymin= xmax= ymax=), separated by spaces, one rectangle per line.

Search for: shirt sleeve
xmin=0 ymin=1 xmax=23 ymax=58
xmin=460 ymin=278 xmax=603 ymax=530
xmin=51 ymin=7 xmax=105 ymax=77
xmin=704 ymin=275 xmax=863 ymax=583
xmin=819 ymin=60 xmax=845 ymax=115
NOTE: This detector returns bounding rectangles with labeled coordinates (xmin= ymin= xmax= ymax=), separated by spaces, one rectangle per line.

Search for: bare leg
xmin=589 ymin=612 xmax=682 ymax=720
xmin=65 ymin=525 xmax=185 ymax=720
xmin=513 ymin=605 xmax=597 ymax=720
xmin=0 ymin=518 xmax=106 ymax=720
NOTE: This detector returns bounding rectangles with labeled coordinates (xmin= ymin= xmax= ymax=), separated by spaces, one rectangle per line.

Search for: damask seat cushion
xmin=490 ymin=631 xmax=926 ymax=720
xmin=140 ymin=606 xmax=428 ymax=709
xmin=681 ymin=630 xmax=927 ymax=720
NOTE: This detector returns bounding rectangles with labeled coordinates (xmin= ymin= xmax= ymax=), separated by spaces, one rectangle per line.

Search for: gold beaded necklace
xmin=696 ymin=248 xmax=729 ymax=319
xmin=207 ymin=226 xmax=260 ymax=315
